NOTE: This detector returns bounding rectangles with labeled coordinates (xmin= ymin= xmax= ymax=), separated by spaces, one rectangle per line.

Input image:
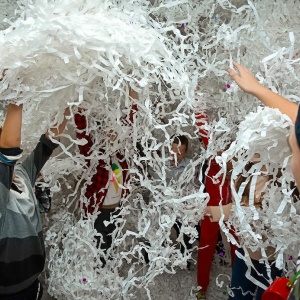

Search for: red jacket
xmin=75 ymin=113 xmax=130 ymax=214
xmin=195 ymin=110 xmax=231 ymax=206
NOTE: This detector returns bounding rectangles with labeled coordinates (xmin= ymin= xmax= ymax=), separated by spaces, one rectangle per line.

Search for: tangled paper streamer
xmin=2 ymin=0 xmax=300 ymax=299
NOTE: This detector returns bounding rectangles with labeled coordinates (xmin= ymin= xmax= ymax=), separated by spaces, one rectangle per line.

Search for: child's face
xmin=288 ymin=129 xmax=300 ymax=189
xmin=170 ymin=143 xmax=187 ymax=165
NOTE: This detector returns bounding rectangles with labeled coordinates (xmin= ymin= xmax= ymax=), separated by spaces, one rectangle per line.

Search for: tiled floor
xmin=41 ymin=250 xmax=231 ymax=300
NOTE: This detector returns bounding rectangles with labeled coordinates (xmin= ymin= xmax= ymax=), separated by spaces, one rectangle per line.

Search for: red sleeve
xmin=195 ymin=109 xmax=209 ymax=147
xmin=74 ymin=113 xmax=93 ymax=157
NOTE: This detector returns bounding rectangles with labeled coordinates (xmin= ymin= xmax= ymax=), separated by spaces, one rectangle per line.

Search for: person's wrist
xmin=248 ymin=83 xmax=266 ymax=96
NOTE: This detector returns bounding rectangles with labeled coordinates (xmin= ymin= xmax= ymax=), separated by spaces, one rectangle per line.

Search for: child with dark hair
xmin=168 ymin=134 xmax=195 ymax=267
xmin=195 ymin=110 xmax=237 ymax=300
xmin=74 ymin=88 xmax=138 ymax=265
xmin=170 ymin=135 xmax=189 ymax=166
xmin=0 ymin=102 xmax=69 ymax=299
xmin=142 ymin=134 xmax=197 ymax=267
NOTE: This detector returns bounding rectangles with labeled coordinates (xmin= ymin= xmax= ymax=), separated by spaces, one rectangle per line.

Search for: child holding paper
xmin=0 ymin=100 xmax=70 ymax=299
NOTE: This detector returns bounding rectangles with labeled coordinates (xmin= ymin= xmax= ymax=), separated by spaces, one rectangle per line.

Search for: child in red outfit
xmin=74 ymin=89 xmax=138 ymax=263
xmin=195 ymin=110 xmax=236 ymax=299
xmin=74 ymin=112 xmax=130 ymax=215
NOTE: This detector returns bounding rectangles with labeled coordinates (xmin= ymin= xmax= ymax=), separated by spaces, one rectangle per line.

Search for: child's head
xmin=170 ymin=135 xmax=189 ymax=164
xmin=289 ymin=106 xmax=300 ymax=188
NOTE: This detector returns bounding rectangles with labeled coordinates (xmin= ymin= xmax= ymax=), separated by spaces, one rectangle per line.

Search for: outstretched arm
xmin=0 ymin=103 xmax=23 ymax=217
xmin=228 ymin=61 xmax=298 ymax=122
xmin=0 ymin=103 xmax=23 ymax=148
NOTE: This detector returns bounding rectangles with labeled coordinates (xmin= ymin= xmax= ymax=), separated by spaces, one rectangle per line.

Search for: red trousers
xmin=197 ymin=216 xmax=237 ymax=292
xmin=195 ymin=109 xmax=237 ymax=291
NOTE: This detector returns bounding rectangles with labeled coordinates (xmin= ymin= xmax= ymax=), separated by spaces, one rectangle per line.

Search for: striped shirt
xmin=0 ymin=135 xmax=58 ymax=294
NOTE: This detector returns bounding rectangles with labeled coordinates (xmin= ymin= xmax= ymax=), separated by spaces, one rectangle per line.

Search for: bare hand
xmin=228 ymin=62 xmax=262 ymax=94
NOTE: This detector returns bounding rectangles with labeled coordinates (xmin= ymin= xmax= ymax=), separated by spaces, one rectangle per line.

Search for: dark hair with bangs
xmin=171 ymin=135 xmax=189 ymax=151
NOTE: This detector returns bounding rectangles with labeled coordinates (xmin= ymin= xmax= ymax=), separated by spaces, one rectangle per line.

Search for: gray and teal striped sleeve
xmin=0 ymin=148 xmax=22 ymax=222
xmin=21 ymin=134 xmax=59 ymax=186
xmin=0 ymin=135 xmax=59 ymax=294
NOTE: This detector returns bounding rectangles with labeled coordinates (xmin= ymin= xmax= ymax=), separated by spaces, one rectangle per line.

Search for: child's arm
xmin=0 ymin=104 xmax=23 ymax=149
xmin=0 ymin=104 xmax=23 ymax=222
xmin=228 ymin=61 xmax=298 ymax=122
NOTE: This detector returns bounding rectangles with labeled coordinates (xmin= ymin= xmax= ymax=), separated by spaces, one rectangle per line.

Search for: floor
xmin=41 ymin=246 xmax=231 ymax=300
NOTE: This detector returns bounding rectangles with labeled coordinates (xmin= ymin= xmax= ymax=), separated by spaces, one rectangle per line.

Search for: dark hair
xmin=0 ymin=125 xmax=2 ymax=136
xmin=171 ymin=135 xmax=189 ymax=151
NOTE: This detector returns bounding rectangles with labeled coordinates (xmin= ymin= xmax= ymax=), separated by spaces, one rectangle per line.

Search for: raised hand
xmin=228 ymin=61 xmax=262 ymax=94
xmin=228 ymin=61 xmax=298 ymax=122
